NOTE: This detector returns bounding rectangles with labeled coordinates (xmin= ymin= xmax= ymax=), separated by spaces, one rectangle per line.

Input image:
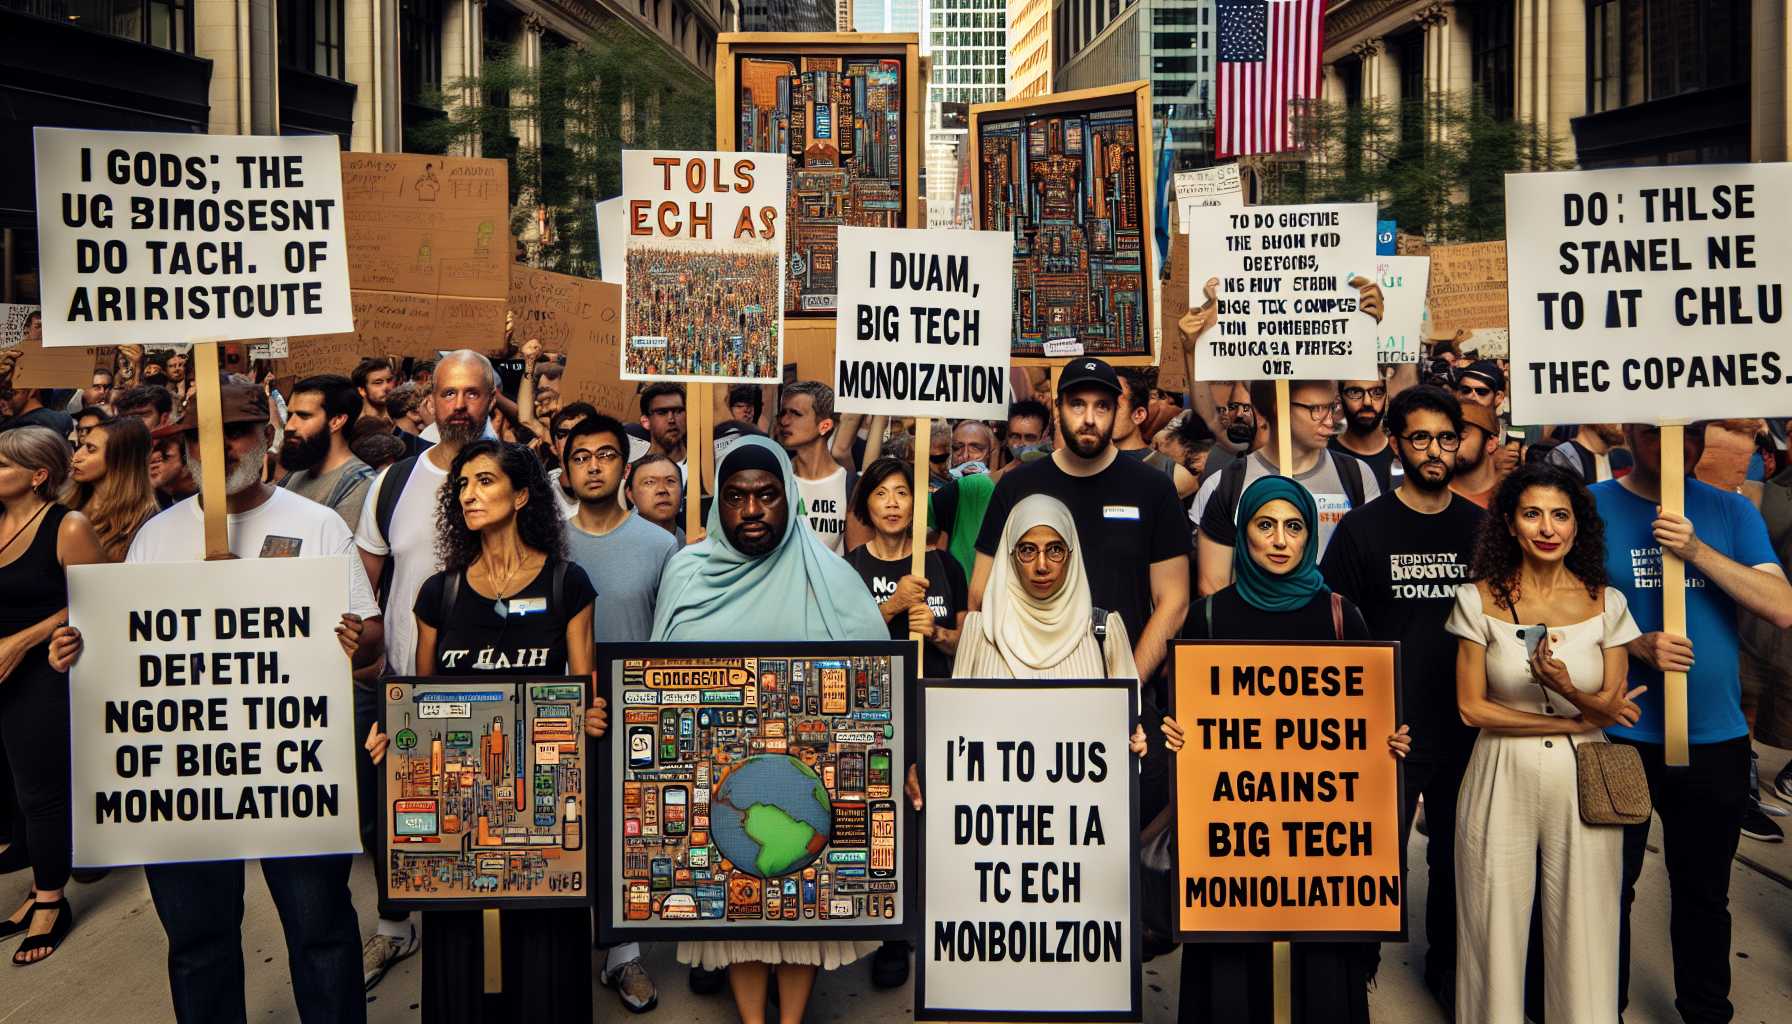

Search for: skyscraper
xmin=925 ymin=0 xmax=1007 ymax=226
xmin=853 ymin=0 xmax=921 ymax=33
xmin=738 ymin=0 xmax=837 ymax=33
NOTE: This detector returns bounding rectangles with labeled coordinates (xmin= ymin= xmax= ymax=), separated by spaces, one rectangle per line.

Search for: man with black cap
xmin=1455 ymin=359 xmax=1505 ymax=413
xmin=48 ymin=382 xmax=384 ymax=1024
xmin=970 ymin=357 xmax=1191 ymax=687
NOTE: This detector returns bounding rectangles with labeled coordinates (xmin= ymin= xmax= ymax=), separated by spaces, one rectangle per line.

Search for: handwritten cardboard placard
xmin=555 ymin=279 xmax=637 ymax=419
xmin=508 ymin=266 xmax=611 ymax=355
xmin=1426 ymin=241 xmax=1508 ymax=339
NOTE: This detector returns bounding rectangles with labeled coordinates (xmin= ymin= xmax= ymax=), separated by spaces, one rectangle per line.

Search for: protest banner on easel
xmin=1506 ymin=163 xmax=1792 ymax=764
xmin=1170 ymin=641 xmax=1406 ymax=942
xmin=917 ymin=680 xmax=1140 ymax=1021
xmin=64 ymin=558 xmax=363 ymax=866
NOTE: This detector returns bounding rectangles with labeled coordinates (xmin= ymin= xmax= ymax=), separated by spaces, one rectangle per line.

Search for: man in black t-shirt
xmin=1320 ymin=384 xmax=1483 ymax=1010
xmin=1329 ymin=378 xmax=1402 ymax=492
xmin=972 ymin=358 xmax=1191 ymax=684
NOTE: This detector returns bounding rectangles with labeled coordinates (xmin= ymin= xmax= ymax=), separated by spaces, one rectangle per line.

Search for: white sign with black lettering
xmin=833 ymin=225 xmax=1013 ymax=420
xmin=1175 ymin=163 xmax=1244 ymax=229
xmin=1186 ymin=202 xmax=1380 ymax=380
xmin=1506 ymin=164 xmax=1792 ymax=423
xmin=33 ymin=128 xmax=352 ymax=347
xmin=1362 ymin=255 xmax=1430 ymax=364
xmin=917 ymin=681 xmax=1139 ymax=1022
xmin=67 ymin=558 xmax=361 ymax=866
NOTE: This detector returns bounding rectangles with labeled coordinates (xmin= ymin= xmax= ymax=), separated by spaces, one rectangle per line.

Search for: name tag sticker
xmin=508 ymin=597 xmax=548 ymax=615
xmin=1103 ymin=505 xmax=1140 ymax=520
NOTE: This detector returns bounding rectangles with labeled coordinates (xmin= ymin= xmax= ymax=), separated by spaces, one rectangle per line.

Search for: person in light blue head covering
xmin=650 ymin=434 xmax=886 ymax=642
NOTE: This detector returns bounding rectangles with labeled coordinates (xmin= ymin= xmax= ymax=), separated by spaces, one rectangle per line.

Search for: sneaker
xmin=1741 ymin=800 xmax=1784 ymax=843
xmin=602 ymin=957 xmax=659 ymax=1013
xmin=688 ymin=965 xmax=727 ymax=995
xmin=362 ymin=923 xmax=419 ymax=991
xmin=1774 ymin=761 xmax=1792 ymax=805
xmin=871 ymin=940 xmax=910 ymax=989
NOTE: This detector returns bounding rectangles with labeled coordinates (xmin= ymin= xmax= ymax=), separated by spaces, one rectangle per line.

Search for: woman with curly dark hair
xmin=1445 ymin=462 xmax=1647 ymax=1023
xmin=365 ymin=439 xmax=606 ymax=1024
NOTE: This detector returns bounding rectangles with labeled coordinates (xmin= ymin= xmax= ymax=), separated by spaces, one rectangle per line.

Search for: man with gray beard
xmin=351 ymin=349 xmax=496 ymax=989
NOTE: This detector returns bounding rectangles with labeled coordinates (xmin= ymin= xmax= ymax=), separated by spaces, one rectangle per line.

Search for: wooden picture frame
xmin=969 ymin=81 xmax=1158 ymax=367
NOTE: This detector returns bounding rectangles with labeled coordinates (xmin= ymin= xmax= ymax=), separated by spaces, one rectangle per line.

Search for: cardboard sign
xmin=279 ymin=331 xmax=367 ymax=382
xmin=597 ymin=196 xmax=627 ymax=284
xmin=832 ymin=226 xmax=1012 ymax=419
xmin=1175 ymin=164 xmax=1244 ymax=229
xmin=1363 ymin=256 xmax=1431 ymax=364
xmin=621 ymin=150 xmax=787 ymax=382
xmin=32 ymin=129 xmax=352 ymax=347
xmin=293 ymin=153 xmax=509 ymax=357
xmin=1506 ymin=163 xmax=1792 ymax=423
xmin=1157 ymin=222 xmax=1191 ymax=393
xmin=552 ymin=279 xmax=637 ymax=419
xmin=597 ymin=641 xmax=915 ymax=942
xmin=917 ymin=680 xmax=1140 ymax=1022
xmin=66 ymin=558 xmax=362 ymax=866
xmin=1172 ymin=641 xmax=1404 ymax=941
xmin=1186 ymin=202 xmax=1380 ymax=380
xmin=382 ymin=676 xmax=592 ymax=910
xmin=508 ymin=266 xmax=608 ymax=355
xmin=1425 ymin=240 xmax=1508 ymax=339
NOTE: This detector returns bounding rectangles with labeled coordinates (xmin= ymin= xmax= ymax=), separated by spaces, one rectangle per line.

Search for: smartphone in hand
xmin=1521 ymin=623 xmax=1548 ymax=658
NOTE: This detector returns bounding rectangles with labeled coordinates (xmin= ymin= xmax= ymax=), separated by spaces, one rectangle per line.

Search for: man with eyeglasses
xmin=1193 ymin=379 xmax=1380 ymax=596
xmin=560 ymin=411 xmax=676 ymax=1012
xmin=1330 ymin=379 xmax=1402 ymax=492
xmin=1321 ymin=385 xmax=1484 ymax=1012
xmin=1448 ymin=402 xmax=1504 ymax=509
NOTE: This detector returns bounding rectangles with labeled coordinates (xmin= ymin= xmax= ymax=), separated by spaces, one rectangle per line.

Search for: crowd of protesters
xmin=2 ymin=312 xmax=1791 ymax=1024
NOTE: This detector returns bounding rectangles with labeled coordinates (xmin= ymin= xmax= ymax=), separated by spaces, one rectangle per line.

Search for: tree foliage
xmin=409 ymin=22 xmax=715 ymax=276
xmin=1262 ymin=93 xmax=1571 ymax=243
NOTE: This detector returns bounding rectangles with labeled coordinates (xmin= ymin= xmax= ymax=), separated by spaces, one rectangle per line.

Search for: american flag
xmin=1216 ymin=0 xmax=1324 ymax=158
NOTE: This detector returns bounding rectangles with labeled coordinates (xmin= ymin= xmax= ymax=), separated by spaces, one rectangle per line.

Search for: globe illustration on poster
xmin=711 ymin=755 xmax=833 ymax=878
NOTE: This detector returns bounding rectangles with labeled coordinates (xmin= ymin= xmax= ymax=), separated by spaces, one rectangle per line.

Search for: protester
xmin=1005 ymin=399 xmax=1052 ymax=461
xmin=354 ymin=349 xmax=498 ymax=986
xmin=74 ymin=369 xmax=112 ymax=413
xmin=726 ymin=383 xmax=764 ymax=427
xmin=627 ymin=452 xmax=685 ymax=543
xmin=352 ymin=357 xmax=396 ymax=424
xmin=564 ymin=414 xmax=677 ymax=645
xmin=1114 ymin=369 xmax=1197 ymax=496
xmin=1544 ymin=423 xmax=1632 ymax=482
xmin=1163 ymin=475 xmax=1410 ymax=1022
xmin=1330 ymin=379 xmax=1401 ymax=491
xmin=1596 ymin=423 xmax=1792 ymax=1023
xmin=0 ymin=389 xmax=73 ymax=437
xmin=72 ymin=406 xmax=106 ymax=445
xmin=1455 ymin=360 xmax=1505 ymax=412
xmin=46 ymin=385 xmax=379 ymax=1017
xmin=117 ymin=385 xmax=175 ymax=432
xmin=1448 ymin=403 xmax=1503 ymax=509
xmin=148 ymin=434 xmax=198 ymax=509
xmin=972 ymin=358 xmax=1190 ymax=688
xmin=778 ymin=381 xmax=853 ymax=554
xmin=63 ymin=415 xmax=158 ymax=563
xmin=928 ymin=469 xmax=995 ymax=584
xmin=0 ymin=428 xmax=104 ymax=965
xmin=954 ymin=493 xmax=1137 ymax=681
xmin=1319 ymin=385 xmax=1483 ymax=1006
xmin=386 ymin=381 xmax=431 ymax=437
xmin=280 ymin=375 xmax=376 ymax=533
xmin=1446 ymin=463 xmax=1645 ymax=1022
xmin=543 ymin=401 xmax=599 ymax=518
xmin=948 ymin=420 xmax=996 ymax=476
xmin=1193 ymin=379 xmax=1379 ymax=595
xmin=846 ymin=457 xmax=965 ymax=678
xmin=1742 ymin=445 xmax=1792 ymax=808
xmin=649 ymin=435 xmax=895 ymax=1007
xmin=640 ymin=382 xmax=688 ymax=470
xmin=365 ymin=439 xmax=605 ymax=1024
xmin=927 ymin=426 xmax=951 ymax=491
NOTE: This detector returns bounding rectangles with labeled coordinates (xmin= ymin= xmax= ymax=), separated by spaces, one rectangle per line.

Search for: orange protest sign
xmin=1172 ymin=641 xmax=1404 ymax=942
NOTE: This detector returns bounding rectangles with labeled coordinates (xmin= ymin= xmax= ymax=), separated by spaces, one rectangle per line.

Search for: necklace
xmin=484 ymin=552 xmax=536 ymax=618
xmin=0 ymin=501 xmax=50 ymax=561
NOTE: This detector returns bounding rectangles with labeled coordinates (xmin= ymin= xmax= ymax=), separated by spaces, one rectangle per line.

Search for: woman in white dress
xmin=1447 ymin=463 xmax=1648 ymax=1023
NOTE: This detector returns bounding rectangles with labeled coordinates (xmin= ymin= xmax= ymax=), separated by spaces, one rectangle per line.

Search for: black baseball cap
xmin=1056 ymin=357 xmax=1122 ymax=398
xmin=1459 ymin=360 xmax=1506 ymax=393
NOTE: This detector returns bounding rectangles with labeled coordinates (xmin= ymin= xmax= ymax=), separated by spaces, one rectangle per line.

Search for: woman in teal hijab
xmin=650 ymin=434 xmax=886 ymax=642
xmin=651 ymin=434 xmax=888 ymax=1020
xmin=1160 ymin=475 xmax=1409 ymax=1024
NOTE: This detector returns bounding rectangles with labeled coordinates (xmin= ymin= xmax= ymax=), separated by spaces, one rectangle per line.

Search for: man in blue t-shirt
xmin=1593 ymin=423 xmax=1792 ymax=1024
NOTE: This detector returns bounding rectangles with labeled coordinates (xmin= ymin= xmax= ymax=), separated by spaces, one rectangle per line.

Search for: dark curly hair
xmin=436 ymin=440 xmax=567 ymax=572
xmin=1468 ymin=462 xmax=1607 ymax=613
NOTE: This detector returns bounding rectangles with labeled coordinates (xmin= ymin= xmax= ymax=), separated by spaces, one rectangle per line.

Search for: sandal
xmin=12 ymin=899 xmax=73 ymax=966
xmin=0 ymin=897 xmax=41 ymax=940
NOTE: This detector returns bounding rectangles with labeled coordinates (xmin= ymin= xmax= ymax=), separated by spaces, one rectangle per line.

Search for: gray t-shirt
xmin=1192 ymin=449 xmax=1381 ymax=556
xmin=281 ymin=456 xmax=374 ymax=534
xmin=564 ymin=511 xmax=679 ymax=643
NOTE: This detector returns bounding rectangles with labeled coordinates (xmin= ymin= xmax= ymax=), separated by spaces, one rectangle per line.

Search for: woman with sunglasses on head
xmin=1164 ymin=476 xmax=1411 ymax=1022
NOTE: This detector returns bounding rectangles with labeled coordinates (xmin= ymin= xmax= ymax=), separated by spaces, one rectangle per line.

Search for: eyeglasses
xmin=1290 ymin=400 xmax=1344 ymax=423
xmin=1341 ymin=386 xmax=1386 ymax=402
xmin=1013 ymin=541 xmax=1070 ymax=564
xmin=1398 ymin=431 xmax=1463 ymax=452
xmin=1457 ymin=384 xmax=1494 ymax=399
xmin=1218 ymin=403 xmax=1255 ymax=417
xmin=929 ymin=452 xmax=948 ymax=464
xmin=566 ymin=448 xmax=623 ymax=467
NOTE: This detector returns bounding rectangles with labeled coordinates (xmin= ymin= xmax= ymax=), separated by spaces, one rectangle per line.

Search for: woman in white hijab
xmin=952 ymin=493 xmax=1139 ymax=681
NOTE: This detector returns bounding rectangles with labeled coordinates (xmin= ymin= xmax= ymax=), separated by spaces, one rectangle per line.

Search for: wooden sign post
xmin=687 ymin=385 xmax=710 ymax=542
xmin=191 ymin=342 xmax=231 ymax=560
xmin=1660 ymin=424 xmax=1689 ymax=766
xmin=1271 ymin=380 xmax=1293 ymax=1024
xmin=910 ymin=416 xmax=932 ymax=664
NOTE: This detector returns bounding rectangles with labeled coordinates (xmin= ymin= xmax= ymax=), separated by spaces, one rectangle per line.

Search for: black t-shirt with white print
xmin=414 ymin=560 xmax=597 ymax=675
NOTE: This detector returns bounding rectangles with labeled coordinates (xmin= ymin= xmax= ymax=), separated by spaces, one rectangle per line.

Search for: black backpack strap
xmin=1576 ymin=442 xmax=1597 ymax=481
xmin=1217 ymin=460 xmax=1247 ymax=536
xmin=374 ymin=455 xmax=421 ymax=549
xmin=1090 ymin=605 xmax=1109 ymax=655
xmin=552 ymin=559 xmax=568 ymax=626
xmin=440 ymin=570 xmax=462 ymax=628
xmin=324 ymin=463 xmax=377 ymax=512
xmin=1328 ymin=450 xmax=1367 ymax=509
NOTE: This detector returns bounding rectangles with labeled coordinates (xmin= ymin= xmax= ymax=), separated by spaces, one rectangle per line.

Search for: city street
xmin=4 ymin=745 xmax=1791 ymax=1024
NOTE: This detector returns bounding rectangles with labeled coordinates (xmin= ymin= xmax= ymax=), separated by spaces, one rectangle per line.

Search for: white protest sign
xmin=917 ymin=681 xmax=1139 ymax=1022
xmin=67 ymin=557 xmax=361 ymax=866
xmin=33 ymin=129 xmax=352 ymax=347
xmin=833 ymin=226 xmax=1012 ymax=420
xmin=1175 ymin=163 xmax=1244 ymax=230
xmin=249 ymin=337 xmax=290 ymax=360
xmin=597 ymin=196 xmax=626 ymax=284
xmin=1361 ymin=255 xmax=1430 ymax=364
xmin=0 ymin=303 xmax=37 ymax=346
xmin=1186 ymin=202 xmax=1379 ymax=380
xmin=620 ymin=150 xmax=787 ymax=383
xmin=1506 ymin=164 xmax=1792 ymax=423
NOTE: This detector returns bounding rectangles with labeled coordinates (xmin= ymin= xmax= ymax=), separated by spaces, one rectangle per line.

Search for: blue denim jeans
xmin=145 ymin=855 xmax=364 ymax=1024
